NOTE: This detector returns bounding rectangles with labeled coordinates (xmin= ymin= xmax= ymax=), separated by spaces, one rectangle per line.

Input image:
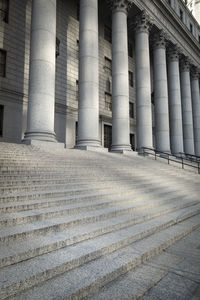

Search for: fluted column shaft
xmin=167 ymin=48 xmax=184 ymax=154
xmin=180 ymin=59 xmax=195 ymax=154
xmin=77 ymin=0 xmax=100 ymax=148
xmin=24 ymin=0 xmax=57 ymax=143
xmin=135 ymin=12 xmax=153 ymax=150
xmin=153 ymin=32 xmax=170 ymax=152
xmin=191 ymin=70 xmax=200 ymax=156
xmin=110 ymin=2 xmax=132 ymax=152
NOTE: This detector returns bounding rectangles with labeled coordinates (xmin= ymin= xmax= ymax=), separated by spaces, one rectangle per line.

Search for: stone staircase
xmin=0 ymin=142 xmax=199 ymax=299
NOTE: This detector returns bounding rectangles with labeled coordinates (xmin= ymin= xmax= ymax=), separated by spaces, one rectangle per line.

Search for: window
xmin=104 ymin=57 xmax=112 ymax=75
xmin=129 ymin=102 xmax=134 ymax=119
xmin=0 ymin=49 xmax=6 ymax=77
xmin=129 ymin=71 xmax=133 ymax=87
xmin=75 ymin=121 xmax=78 ymax=144
xmin=0 ymin=0 xmax=9 ymax=23
xmin=128 ymin=42 xmax=133 ymax=57
xmin=180 ymin=9 xmax=183 ymax=21
xmin=0 ymin=105 xmax=4 ymax=137
xmin=190 ymin=23 xmax=193 ymax=34
xmin=167 ymin=0 xmax=171 ymax=6
xmin=76 ymin=1 xmax=80 ymax=21
xmin=76 ymin=40 xmax=79 ymax=59
xmin=56 ymin=37 xmax=60 ymax=58
xmin=104 ymin=25 xmax=112 ymax=43
xmin=76 ymin=80 xmax=79 ymax=101
xmin=105 ymin=92 xmax=112 ymax=111
xmin=105 ymin=78 xmax=111 ymax=94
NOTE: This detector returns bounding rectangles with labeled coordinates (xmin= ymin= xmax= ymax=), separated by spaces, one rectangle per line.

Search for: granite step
xmin=1 ymin=183 xmax=198 ymax=214
xmin=0 ymin=190 xmax=199 ymax=227
xmin=0 ymin=202 xmax=199 ymax=268
xmin=0 ymin=175 xmax=198 ymax=195
xmin=89 ymin=227 xmax=200 ymax=300
xmin=2 ymin=192 xmax=198 ymax=244
xmin=1 ymin=214 xmax=199 ymax=300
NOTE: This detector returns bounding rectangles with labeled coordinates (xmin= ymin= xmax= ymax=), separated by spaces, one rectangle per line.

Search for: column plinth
xmin=76 ymin=0 xmax=101 ymax=150
xmin=135 ymin=11 xmax=153 ymax=151
xmin=23 ymin=0 xmax=57 ymax=144
xmin=167 ymin=46 xmax=184 ymax=154
xmin=153 ymin=31 xmax=170 ymax=152
xmin=180 ymin=58 xmax=195 ymax=155
xmin=191 ymin=68 xmax=200 ymax=156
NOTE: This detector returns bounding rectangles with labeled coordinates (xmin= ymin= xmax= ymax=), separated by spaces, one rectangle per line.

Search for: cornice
xmin=132 ymin=0 xmax=200 ymax=68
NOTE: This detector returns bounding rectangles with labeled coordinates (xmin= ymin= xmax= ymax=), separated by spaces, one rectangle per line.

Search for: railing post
xmin=168 ymin=154 xmax=169 ymax=165
xmin=155 ymin=150 xmax=156 ymax=160
xmin=198 ymin=162 xmax=200 ymax=174
xmin=182 ymin=157 xmax=184 ymax=169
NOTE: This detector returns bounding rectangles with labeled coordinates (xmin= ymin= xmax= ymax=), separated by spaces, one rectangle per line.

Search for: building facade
xmin=0 ymin=0 xmax=200 ymax=154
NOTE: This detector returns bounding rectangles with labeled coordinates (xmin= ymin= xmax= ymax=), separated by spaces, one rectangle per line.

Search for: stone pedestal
xmin=76 ymin=0 xmax=101 ymax=149
xmin=153 ymin=31 xmax=170 ymax=152
xmin=191 ymin=69 xmax=200 ymax=156
xmin=108 ymin=1 xmax=132 ymax=153
xmin=180 ymin=59 xmax=195 ymax=155
xmin=23 ymin=0 xmax=57 ymax=144
xmin=135 ymin=12 xmax=153 ymax=150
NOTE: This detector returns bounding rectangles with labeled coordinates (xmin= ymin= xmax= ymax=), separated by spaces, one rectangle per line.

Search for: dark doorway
xmin=104 ymin=124 xmax=112 ymax=150
xmin=130 ymin=133 xmax=135 ymax=151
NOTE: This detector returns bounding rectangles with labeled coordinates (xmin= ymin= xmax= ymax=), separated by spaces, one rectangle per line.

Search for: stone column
xmin=135 ymin=11 xmax=153 ymax=150
xmin=107 ymin=0 xmax=132 ymax=153
xmin=153 ymin=31 xmax=170 ymax=152
xmin=76 ymin=0 xmax=101 ymax=149
xmin=191 ymin=68 xmax=200 ymax=156
xmin=23 ymin=0 xmax=57 ymax=143
xmin=167 ymin=46 xmax=184 ymax=154
xmin=180 ymin=58 xmax=195 ymax=154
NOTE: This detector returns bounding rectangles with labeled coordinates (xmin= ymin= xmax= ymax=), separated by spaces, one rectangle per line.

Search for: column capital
xmin=167 ymin=45 xmax=180 ymax=62
xmin=191 ymin=67 xmax=200 ymax=80
xmin=180 ymin=57 xmax=191 ymax=72
xmin=135 ymin=11 xmax=151 ymax=34
xmin=153 ymin=30 xmax=167 ymax=49
xmin=107 ymin=0 xmax=132 ymax=14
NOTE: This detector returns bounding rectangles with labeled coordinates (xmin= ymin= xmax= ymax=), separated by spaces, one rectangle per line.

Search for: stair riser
xmin=1 ymin=204 xmax=199 ymax=268
xmin=66 ymin=224 xmax=200 ymax=300
xmin=1 ymin=218 xmax=199 ymax=300
xmin=1 ymin=197 xmax=199 ymax=243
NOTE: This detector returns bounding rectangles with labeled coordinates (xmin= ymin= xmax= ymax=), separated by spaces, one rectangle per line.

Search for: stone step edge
xmin=0 ymin=213 xmax=199 ymax=300
xmin=1 ymin=190 xmax=199 ymax=228
xmin=0 ymin=203 xmax=199 ymax=268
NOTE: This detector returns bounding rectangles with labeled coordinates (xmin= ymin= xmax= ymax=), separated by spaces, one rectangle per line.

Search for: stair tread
xmin=0 ymin=203 xmax=199 ymax=267
xmin=3 ymin=215 xmax=199 ymax=300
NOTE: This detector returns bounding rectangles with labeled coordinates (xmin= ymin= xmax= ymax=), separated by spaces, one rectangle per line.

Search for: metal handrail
xmin=177 ymin=152 xmax=200 ymax=163
xmin=141 ymin=147 xmax=200 ymax=174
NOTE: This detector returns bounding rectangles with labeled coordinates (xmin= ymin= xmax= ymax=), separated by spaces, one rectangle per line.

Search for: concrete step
xmin=1 ymin=202 xmax=199 ymax=268
xmin=0 ymin=190 xmax=199 ymax=227
xmin=89 ymin=227 xmax=200 ymax=300
xmin=2 ymin=192 xmax=198 ymax=244
xmin=0 ymin=174 xmax=198 ymax=194
xmin=2 ymin=214 xmax=199 ymax=300
xmin=1 ymin=183 xmax=198 ymax=214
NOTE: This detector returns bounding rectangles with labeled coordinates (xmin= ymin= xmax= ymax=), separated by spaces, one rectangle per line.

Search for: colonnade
xmin=23 ymin=0 xmax=200 ymax=156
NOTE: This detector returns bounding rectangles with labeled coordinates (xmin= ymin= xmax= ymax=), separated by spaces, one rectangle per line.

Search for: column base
xmin=22 ymin=139 xmax=65 ymax=150
xmin=110 ymin=144 xmax=132 ymax=154
xmin=74 ymin=145 xmax=108 ymax=153
xmin=23 ymin=131 xmax=57 ymax=143
xmin=22 ymin=132 xmax=65 ymax=149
